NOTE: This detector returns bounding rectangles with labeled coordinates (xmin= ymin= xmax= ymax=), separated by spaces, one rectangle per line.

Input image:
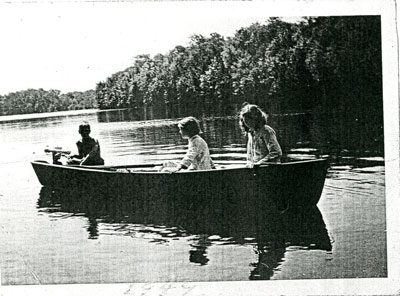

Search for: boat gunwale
xmin=31 ymin=158 xmax=329 ymax=175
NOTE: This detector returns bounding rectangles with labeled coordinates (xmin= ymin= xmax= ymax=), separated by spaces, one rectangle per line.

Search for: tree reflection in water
xmin=37 ymin=185 xmax=331 ymax=280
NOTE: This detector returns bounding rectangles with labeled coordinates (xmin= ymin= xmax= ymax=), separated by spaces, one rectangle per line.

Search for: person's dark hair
xmin=239 ymin=103 xmax=268 ymax=133
xmin=79 ymin=121 xmax=91 ymax=133
xmin=178 ymin=117 xmax=201 ymax=137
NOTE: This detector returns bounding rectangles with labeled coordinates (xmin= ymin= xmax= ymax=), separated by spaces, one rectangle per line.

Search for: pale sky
xmin=0 ymin=1 xmax=381 ymax=96
xmin=0 ymin=2 xmax=285 ymax=95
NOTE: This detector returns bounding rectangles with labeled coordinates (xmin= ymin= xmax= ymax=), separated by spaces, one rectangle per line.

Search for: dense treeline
xmin=0 ymin=15 xmax=382 ymax=154
xmin=95 ymin=16 xmax=382 ymax=123
xmin=0 ymin=89 xmax=97 ymax=115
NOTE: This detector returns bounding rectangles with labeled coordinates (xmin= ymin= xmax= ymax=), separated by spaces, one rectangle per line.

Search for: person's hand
xmin=66 ymin=157 xmax=80 ymax=165
xmin=246 ymin=162 xmax=254 ymax=168
xmin=169 ymin=166 xmax=182 ymax=173
xmin=160 ymin=165 xmax=181 ymax=173
xmin=255 ymin=160 xmax=270 ymax=167
xmin=246 ymin=161 xmax=266 ymax=168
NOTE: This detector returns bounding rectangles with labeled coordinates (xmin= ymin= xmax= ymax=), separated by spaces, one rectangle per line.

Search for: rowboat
xmin=31 ymin=158 xmax=329 ymax=207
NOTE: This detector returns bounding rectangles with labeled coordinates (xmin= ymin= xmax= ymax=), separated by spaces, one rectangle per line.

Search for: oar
xmin=74 ymin=160 xmax=251 ymax=170
xmin=79 ymin=162 xmax=245 ymax=170
xmin=213 ymin=161 xmax=274 ymax=167
xmin=44 ymin=148 xmax=71 ymax=155
xmin=214 ymin=160 xmax=247 ymax=165
xmin=75 ymin=160 xmax=272 ymax=169
xmin=76 ymin=163 xmax=164 ymax=170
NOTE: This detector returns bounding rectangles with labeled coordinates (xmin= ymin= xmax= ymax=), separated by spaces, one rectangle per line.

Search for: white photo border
xmin=0 ymin=0 xmax=398 ymax=295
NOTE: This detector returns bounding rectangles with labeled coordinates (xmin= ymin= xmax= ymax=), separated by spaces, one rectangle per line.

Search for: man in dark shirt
xmin=67 ymin=121 xmax=104 ymax=166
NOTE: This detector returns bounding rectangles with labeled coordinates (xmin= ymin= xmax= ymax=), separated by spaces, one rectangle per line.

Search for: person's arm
xmin=256 ymin=127 xmax=282 ymax=165
xmin=210 ymin=158 xmax=216 ymax=169
xmin=80 ymin=140 xmax=101 ymax=165
xmin=66 ymin=142 xmax=83 ymax=164
xmin=175 ymin=140 xmax=199 ymax=171
xmin=246 ymin=133 xmax=254 ymax=167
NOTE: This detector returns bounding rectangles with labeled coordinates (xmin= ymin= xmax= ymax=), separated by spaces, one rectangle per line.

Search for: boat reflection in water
xmin=37 ymin=185 xmax=332 ymax=280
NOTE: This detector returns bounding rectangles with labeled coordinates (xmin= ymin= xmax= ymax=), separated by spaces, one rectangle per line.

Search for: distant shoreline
xmin=0 ymin=108 xmax=128 ymax=122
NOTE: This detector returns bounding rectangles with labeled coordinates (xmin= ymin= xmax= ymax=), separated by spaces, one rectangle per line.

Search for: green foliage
xmin=95 ymin=16 xmax=382 ymax=124
xmin=300 ymin=16 xmax=383 ymax=153
xmin=1 ymin=15 xmax=381 ymax=132
xmin=0 ymin=89 xmax=97 ymax=115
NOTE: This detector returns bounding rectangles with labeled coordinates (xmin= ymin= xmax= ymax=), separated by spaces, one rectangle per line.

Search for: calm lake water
xmin=0 ymin=109 xmax=386 ymax=285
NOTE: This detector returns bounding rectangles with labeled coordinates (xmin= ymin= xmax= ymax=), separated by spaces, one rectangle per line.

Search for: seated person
xmin=162 ymin=116 xmax=215 ymax=172
xmin=66 ymin=121 xmax=105 ymax=166
xmin=239 ymin=103 xmax=282 ymax=167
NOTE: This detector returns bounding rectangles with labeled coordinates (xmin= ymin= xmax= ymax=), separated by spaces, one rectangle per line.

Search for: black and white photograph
xmin=0 ymin=1 xmax=398 ymax=295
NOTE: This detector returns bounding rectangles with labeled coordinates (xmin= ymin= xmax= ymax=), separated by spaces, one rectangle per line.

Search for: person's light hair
xmin=239 ymin=103 xmax=268 ymax=133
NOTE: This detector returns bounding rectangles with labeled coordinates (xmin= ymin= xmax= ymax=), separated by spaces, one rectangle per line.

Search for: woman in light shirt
xmin=163 ymin=116 xmax=215 ymax=172
xmin=239 ymin=103 xmax=282 ymax=167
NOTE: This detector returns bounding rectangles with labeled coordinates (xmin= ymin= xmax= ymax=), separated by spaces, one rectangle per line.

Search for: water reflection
xmin=97 ymin=109 xmax=141 ymax=123
xmin=37 ymin=186 xmax=331 ymax=280
xmin=250 ymin=244 xmax=285 ymax=280
xmin=96 ymin=110 xmax=307 ymax=156
xmin=189 ymin=235 xmax=211 ymax=266
xmin=0 ymin=108 xmax=386 ymax=284
xmin=96 ymin=108 xmax=384 ymax=160
xmin=1 ymin=108 xmax=384 ymax=169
